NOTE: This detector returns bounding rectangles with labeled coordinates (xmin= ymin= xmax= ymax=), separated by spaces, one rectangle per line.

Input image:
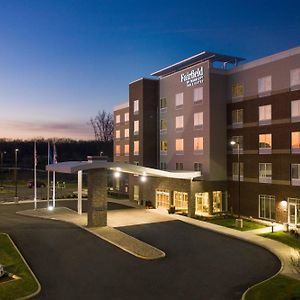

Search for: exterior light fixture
xmin=230 ymin=140 xmax=236 ymax=146
xmin=114 ymin=171 xmax=121 ymax=178
xmin=48 ymin=206 xmax=54 ymax=211
xmin=140 ymin=175 xmax=147 ymax=182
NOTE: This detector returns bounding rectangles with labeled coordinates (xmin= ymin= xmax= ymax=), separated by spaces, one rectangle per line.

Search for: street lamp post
xmin=230 ymin=140 xmax=243 ymax=228
xmin=14 ymin=149 xmax=19 ymax=203
xmin=0 ymin=151 xmax=6 ymax=189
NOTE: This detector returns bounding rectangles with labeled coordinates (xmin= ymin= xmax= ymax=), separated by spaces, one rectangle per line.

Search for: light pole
xmin=14 ymin=149 xmax=19 ymax=202
xmin=0 ymin=151 xmax=6 ymax=189
xmin=230 ymin=140 xmax=242 ymax=228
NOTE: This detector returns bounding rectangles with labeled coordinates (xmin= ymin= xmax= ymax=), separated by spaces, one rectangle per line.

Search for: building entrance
xmin=288 ymin=198 xmax=300 ymax=226
xmin=195 ymin=192 xmax=209 ymax=215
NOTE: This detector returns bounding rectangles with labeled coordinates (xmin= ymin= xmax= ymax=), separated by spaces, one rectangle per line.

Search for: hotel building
xmin=113 ymin=46 xmax=300 ymax=226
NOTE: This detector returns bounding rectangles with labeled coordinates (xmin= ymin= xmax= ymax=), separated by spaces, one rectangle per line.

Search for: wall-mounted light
xmin=48 ymin=206 xmax=54 ymax=211
xmin=114 ymin=171 xmax=121 ymax=178
xmin=281 ymin=199 xmax=287 ymax=211
xmin=140 ymin=172 xmax=147 ymax=182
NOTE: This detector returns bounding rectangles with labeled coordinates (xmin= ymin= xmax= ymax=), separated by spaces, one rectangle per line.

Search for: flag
xmin=53 ymin=143 xmax=58 ymax=164
xmin=48 ymin=142 xmax=53 ymax=164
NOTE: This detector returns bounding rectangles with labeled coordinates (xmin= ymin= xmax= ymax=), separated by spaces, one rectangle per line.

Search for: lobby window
xmin=173 ymin=191 xmax=188 ymax=209
xmin=232 ymin=162 xmax=244 ymax=181
xmin=291 ymin=164 xmax=300 ymax=186
xmin=259 ymin=134 xmax=272 ymax=154
xmin=194 ymin=87 xmax=203 ymax=104
xmin=194 ymin=112 xmax=203 ymax=129
xmin=124 ymin=112 xmax=129 ymax=123
xmin=291 ymin=100 xmax=300 ymax=121
xmin=259 ymin=104 xmax=272 ymax=125
xmin=232 ymin=109 xmax=243 ymax=127
xmin=124 ymin=128 xmax=129 ymax=138
xmin=176 ymin=115 xmax=184 ymax=130
xmin=259 ymin=163 xmax=272 ymax=183
xmin=160 ymin=140 xmax=168 ymax=153
xmin=231 ymin=136 xmax=243 ymax=153
xmin=175 ymin=93 xmax=184 ymax=108
xmin=176 ymin=139 xmax=184 ymax=153
xmin=194 ymin=162 xmax=202 ymax=172
xmin=133 ymin=100 xmax=139 ymax=114
xmin=160 ymin=98 xmax=167 ymax=110
xmin=134 ymin=141 xmax=139 ymax=156
xmin=194 ymin=137 xmax=204 ymax=153
xmin=124 ymin=144 xmax=129 ymax=156
xmin=259 ymin=195 xmax=275 ymax=220
xmin=115 ymin=145 xmax=120 ymax=156
xmin=115 ymin=130 xmax=120 ymax=139
xmin=134 ymin=120 xmax=139 ymax=135
xmin=160 ymin=162 xmax=167 ymax=170
xmin=160 ymin=119 xmax=167 ymax=132
xmin=258 ymin=76 xmax=272 ymax=96
xmin=291 ymin=131 xmax=300 ymax=153
xmin=176 ymin=163 xmax=183 ymax=170
xmin=290 ymin=68 xmax=300 ymax=89
xmin=232 ymin=83 xmax=244 ymax=98
xmin=115 ymin=114 xmax=120 ymax=124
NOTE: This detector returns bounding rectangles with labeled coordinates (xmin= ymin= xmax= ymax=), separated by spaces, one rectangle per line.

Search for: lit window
xmin=176 ymin=139 xmax=184 ymax=153
xmin=194 ymin=87 xmax=203 ymax=103
xmin=175 ymin=93 xmax=184 ymax=108
xmin=291 ymin=100 xmax=300 ymax=121
xmin=290 ymin=68 xmax=300 ymax=89
xmin=258 ymin=76 xmax=272 ymax=96
xmin=134 ymin=120 xmax=139 ymax=135
xmin=115 ymin=145 xmax=120 ymax=156
xmin=176 ymin=115 xmax=184 ymax=130
xmin=194 ymin=137 xmax=203 ymax=153
xmin=291 ymin=164 xmax=300 ymax=186
xmin=259 ymin=195 xmax=275 ymax=220
xmin=259 ymin=105 xmax=272 ymax=124
xmin=232 ymin=83 xmax=244 ymax=98
xmin=115 ymin=130 xmax=120 ymax=139
xmin=259 ymin=134 xmax=272 ymax=154
xmin=124 ymin=112 xmax=129 ymax=122
xmin=194 ymin=112 xmax=203 ymax=129
xmin=134 ymin=141 xmax=139 ymax=156
xmin=232 ymin=162 xmax=244 ymax=181
xmin=124 ymin=144 xmax=129 ymax=156
xmin=232 ymin=109 xmax=243 ymax=127
xmin=124 ymin=128 xmax=129 ymax=138
xmin=173 ymin=191 xmax=188 ymax=209
xmin=175 ymin=163 xmax=183 ymax=170
xmin=115 ymin=115 xmax=120 ymax=124
xmin=160 ymin=98 xmax=167 ymax=110
xmin=160 ymin=119 xmax=167 ymax=131
xmin=133 ymin=100 xmax=139 ymax=114
xmin=160 ymin=140 xmax=168 ymax=153
xmin=259 ymin=163 xmax=272 ymax=183
xmin=292 ymin=131 xmax=300 ymax=153
xmin=231 ymin=136 xmax=243 ymax=152
xmin=194 ymin=162 xmax=202 ymax=172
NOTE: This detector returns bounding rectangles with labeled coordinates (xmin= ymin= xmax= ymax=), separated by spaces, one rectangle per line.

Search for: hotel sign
xmin=180 ymin=67 xmax=204 ymax=87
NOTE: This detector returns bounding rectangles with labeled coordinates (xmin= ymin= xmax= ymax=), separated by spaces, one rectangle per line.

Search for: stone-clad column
xmin=87 ymin=169 xmax=107 ymax=227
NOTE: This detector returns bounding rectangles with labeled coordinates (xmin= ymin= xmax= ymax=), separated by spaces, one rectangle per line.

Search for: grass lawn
xmin=245 ymin=274 xmax=300 ymax=300
xmin=0 ymin=233 xmax=40 ymax=299
xmin=260 ymin=231 xmax=300 ymax=250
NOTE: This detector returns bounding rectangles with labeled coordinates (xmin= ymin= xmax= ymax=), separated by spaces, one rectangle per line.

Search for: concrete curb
xmin=1 ymin=233 xmax=41 ymax=300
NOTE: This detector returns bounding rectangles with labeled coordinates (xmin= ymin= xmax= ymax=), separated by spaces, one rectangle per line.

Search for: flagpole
xmin=47 ymin=141 xmax=50 ymax=207
xmin=34 ymin=141 xmax=37 ymax=210
xmin=52 ymin=142 xmax=56 ymax=208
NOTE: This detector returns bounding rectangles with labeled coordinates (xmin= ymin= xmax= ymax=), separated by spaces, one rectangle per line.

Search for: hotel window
xmin=176 ymin=163 xmax=183 ymax=170
xmin=175 ymin=93 xmax=184 ymax=108
xmin=115 ymin=114 xmax=120 ymax=124
xmin=258 ymin=76 xmax=272 ymax=96
xmin=124 ymin=128 xmax=129 ymax=138
xmin=194 ymin=137 xmax=204 ymax=153
xmin=232 ymin=109 xmax=243 ymax=127
xmin=259 ymin=163 xmax=272 ymax=183
xmin=176 ymin=139 xmax=184 ymax=153
xmin=259 ymin=195 xmax=275 ymax=220
xmin=290 ymin=68 xmax=300 ymax=89
xmin=176 ymin=115 xmax=184 ymax=130
xmin=160 ymin=162 xmax=167 ymax=170
xmin=259 ymin=104 xmax=272 ymax=125
xmin=160 ymin=140 xmax=168 ymax=153
xmin=194 ymin=87 xmax=203 ymax=104
xmin=133 ymin=100 xmax=139 ymax=114
xmin=160 ymin=98 xmax=167 ymax=110
xmin=115 ymin=145 xmax=120 ymax=156
xmin=291 ymin=100 xmax=300 ymax=121
xmin=134 ymin=120 xmax=139 ymax=135
xmin=232 ymin=83 xmax=244 ymax=98
xmin=291 ymin=164 xmax=300 ymax=186
xmin=134 ymin=141 xmax=139 ymax=156
xmin=160 ymin=119 xmax=167 ymax=131
xmin=173 ymin=191 xmax=188 ymax=209
xmin=124 ymin=144 xmax=129 ymax=156
xmin=194 ymin=112 xmax=203 ymax=129
xmin=194 ymin=162 xmax=202 ymax=172
xmin=232 ymin=162 xmax=244 ymax=181
xmin=115 ymin=130 xmax=120 ymax=139
xmin=124 ymin=112 xmax=129 ymax=123
xmin=231 ymin=136 xmax=243 ymax=152
xmin=259 ymin=134 xmax=272 ymax=154
xmin=292 ymin=131 xmax=300 ymax=153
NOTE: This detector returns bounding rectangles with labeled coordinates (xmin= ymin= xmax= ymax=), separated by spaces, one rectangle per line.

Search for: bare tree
xmin=90 ymin=110 xmax=114 ymax=142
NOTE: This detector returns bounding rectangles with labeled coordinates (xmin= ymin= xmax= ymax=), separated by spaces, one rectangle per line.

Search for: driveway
xmin=0 ymin=201 xmax=280 ymax=300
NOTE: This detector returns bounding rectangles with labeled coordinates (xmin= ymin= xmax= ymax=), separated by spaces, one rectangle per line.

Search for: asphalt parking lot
xmin=0 ymin=201 xmax=280 ymax=300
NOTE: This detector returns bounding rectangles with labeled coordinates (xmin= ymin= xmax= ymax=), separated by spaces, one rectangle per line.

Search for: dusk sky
xmin=1 ymin=0 xmax=300 ymax=140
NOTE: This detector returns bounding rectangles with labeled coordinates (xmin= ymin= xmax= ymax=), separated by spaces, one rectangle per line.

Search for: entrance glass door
xmin=289 ymin=203 xmax=296 ymax=225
